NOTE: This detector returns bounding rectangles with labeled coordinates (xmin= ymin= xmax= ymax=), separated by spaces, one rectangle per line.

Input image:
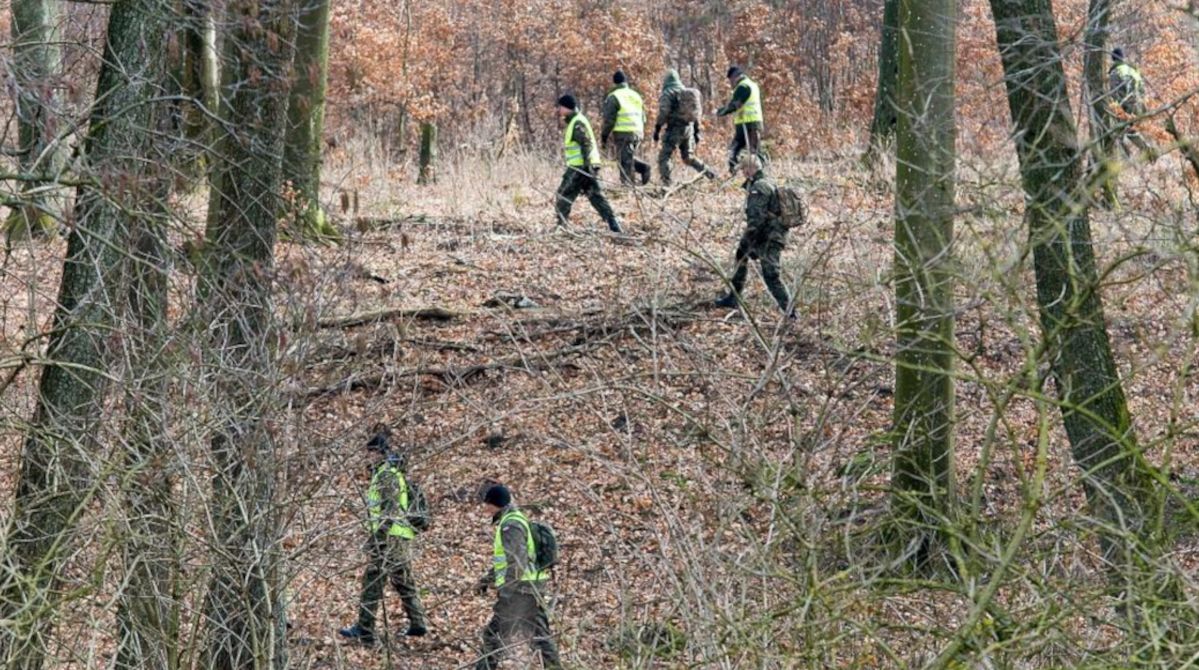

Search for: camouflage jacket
xmin=741 ymin=170 xmax=787 ymax=250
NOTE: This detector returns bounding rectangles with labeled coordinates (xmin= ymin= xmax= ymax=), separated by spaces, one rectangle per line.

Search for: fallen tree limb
xmin=303 ymin=343 xmax=593 ymax=399
xmin=317 ymin=306 xmax=462 ymax=329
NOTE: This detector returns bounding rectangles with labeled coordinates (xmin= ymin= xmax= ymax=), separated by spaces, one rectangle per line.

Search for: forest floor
xmin=3 ymin=140 xmax=1199 ymax=669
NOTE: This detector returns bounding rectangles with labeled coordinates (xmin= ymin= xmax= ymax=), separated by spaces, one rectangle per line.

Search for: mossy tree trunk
xmin=865 ymin=0 xmax=900 ymax=163
xmin=418 ymin=121 xmax=437 ymax=185
xmin=0 ymin=0 xmax=172 ymax=666
xmin=6 ymin=0 xmax=63 ymax=239
xmin=200 ymin=0 xmax=295 ymax=665
xmin=989 ymin=0 xmax=1157 ymax=570
xmin=283 ymin=0 xmax=337 ymax=240
xmin=889 ymin=0 xmax=957 ymax=569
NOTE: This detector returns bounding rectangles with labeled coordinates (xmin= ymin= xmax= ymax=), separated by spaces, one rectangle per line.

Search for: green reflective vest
xmin=366 ymin=462 xmax=415 ymax=539
xmin=492 ymin=508 xmax=547 ymax=588
xmin=563 ymin=113 xmax=601 ymax=167
xmin=608 ymin=86 xmax=645 ymax=134
xmin=733 ymin=77 xmax=763 ymax=125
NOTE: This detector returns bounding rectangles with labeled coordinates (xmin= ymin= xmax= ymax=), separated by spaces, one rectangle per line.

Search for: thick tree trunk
xmin=989 ymin=0 xmax=1156 ymax=567
xmin=5 ymin=0 xmax=63 ymax=239
xmin=1084 ymin=0 xmax=1119 ymax=208
xmin=0 ymin=0 xmax=172 ymax=666
xmin=890 ymin=0 xmax=957 ymax=568
xmin=199 ymin=0 xmax=295 ymax=666
xmin=865 ymin=0 xmax=900 ymax=161
xmin=283 ymin=0 xmax=337 ymax=240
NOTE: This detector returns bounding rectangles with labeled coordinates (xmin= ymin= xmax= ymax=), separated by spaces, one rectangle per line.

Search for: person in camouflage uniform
xmin=555 ymin=94 xmax=623 ymax=233
xmin=716 ymin=65 xmax=764 ymax=175
xmin=1108 ymin=47 xmax=1152 ymax=155
xmin=653 ymin=69 xmax=715 ymax=186
xmin=339 ymin=429 xmax=428 ymax=644
xmin=714 ymin=154 xmax=793 ymax=316
xmin=601 ymin=70 xmax=652 ymax=185
xmin=474 ymin=484 xmax=561 ymax=670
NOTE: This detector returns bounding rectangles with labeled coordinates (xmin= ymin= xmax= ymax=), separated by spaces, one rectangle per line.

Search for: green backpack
xmin=771 ymin=185 xmax=809 ymax=230
xmin=531 ymin=520 xmax=559 ymax=570
xmin=406 ymin=481 xmax=431 ymax=532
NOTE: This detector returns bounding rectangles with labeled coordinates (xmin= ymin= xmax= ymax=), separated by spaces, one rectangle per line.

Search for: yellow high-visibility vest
xmin=563 ymin=113 xmax=601 ymax=167
xmin=492 ymin=508 xmax=548 ymax=588
xmin=608 ymin=86 xmax=645 ymax=134
xmin=366 ymin=463 xmax=415 ymax=539
xmin=733 ymin=77 xmax=763 ymax=125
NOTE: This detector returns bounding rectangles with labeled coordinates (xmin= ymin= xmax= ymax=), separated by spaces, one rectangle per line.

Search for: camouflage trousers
xmin=611 ymin=133 xmax=651 ymax=185
xmin=728 ymin=122 xmax=763 ymax=173
xmin=658 ymin=124 xmax=713 ymax=185
xmin=729 ymin=237 xmax=791 ymax=312
xmin=555 ymin=166 xmax=620 ymax=231
xmin=356 ymin=533 xmax=426 ymax=633
xmin=475 ymin=586 xmax=560 ymax=670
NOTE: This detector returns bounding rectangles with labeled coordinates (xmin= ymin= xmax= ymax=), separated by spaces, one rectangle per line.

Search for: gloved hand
xmin=474 ymin=574 xmax=491 ymax=596
xmin=652 ymin=128 xmax=660 ymax=143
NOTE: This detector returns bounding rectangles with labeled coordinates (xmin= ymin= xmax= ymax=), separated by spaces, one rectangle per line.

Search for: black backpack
xmin=531 ymin=520 xmax=559 ymax=570
xmin=406 ymin=481 xmax=431 ymax=532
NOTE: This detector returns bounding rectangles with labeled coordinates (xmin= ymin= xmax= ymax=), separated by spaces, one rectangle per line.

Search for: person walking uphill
xmin=339 ymin=429 xmax=429 ymax=644
xmin=714 ymin=154 xmax=793 ymax=316
xmin=555 ymin=94 xmax=623 ymax=233
xmin=653 ymin=68 xmax=715 ymax=186
xmin=601 ymin=70 xmax=652 ymax=185
xmin=716 ymin=65 xmax=764 ymax=174
xmin=1109 ymin=47 xmax=1152 ymax=155
xmin=473 ymin=484 xmax=561 ymax=670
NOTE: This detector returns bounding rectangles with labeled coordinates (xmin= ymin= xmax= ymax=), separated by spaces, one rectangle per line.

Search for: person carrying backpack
xmin=601 ymin=70 xmax=652 ymax=186
xmin=714 ymin=154 xmax=797 ymax=318
xmin=653 ymin=69 xmax=716 ymax=186
xmin=339 ymin=428 xmax=429 ymax=644
xmin=716 ymin=65 xmax=764 ymax=175
xmin=473 ymin=483 xmax=561 ymax=670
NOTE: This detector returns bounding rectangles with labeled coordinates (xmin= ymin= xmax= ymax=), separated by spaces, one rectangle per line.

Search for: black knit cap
xmin=727 ymin=65 xmax=743 ymax=79
xmin=1112 ymin=47 xmax=1125 ymax=62
xmin=365 ymin=427 xmax=391 ymax=453
xmin=482 ymin=484 xmax=511 ymax=508
xmin=557 ymin=94 xmax=578 ymax=110
xmin=613 ymin=70 xmax=627 ymax=84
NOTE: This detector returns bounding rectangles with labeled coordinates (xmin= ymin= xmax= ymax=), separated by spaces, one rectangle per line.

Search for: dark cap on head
xmin=727 ymin=65 xmax=743 ymax=79
xmin=482 ymin=484 xmax=512 ymax=508
xmin=1112 ymin=47 xmax=1125 ymax=62
xmin=613 ymin=70 xmax=627 ymax=85
xmin=365 ymin=426 xmax=391 ymax=453
xmin=557 ymin=94 xmax=578 ymax=111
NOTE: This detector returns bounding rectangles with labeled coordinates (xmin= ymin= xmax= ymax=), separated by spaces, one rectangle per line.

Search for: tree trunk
xmin=1084 ymin=0 xmax=1120 ymax=208
xmin=0 ymin=0 xmax=172 ymax=666
xmin=200 ymin=0 xmax=295 ymax=665
xmin=115 ymin=216 xmax=179 ymax=670
xmin=865 ymin=0 xmax=900 ymax=161
xmin=173 ymin=0 xmax=220 ymax=184
xmin=890 ymin=0 xmax=957 ymax=569
xmin=418 ymin=121 xmax=437 ymax=184
xmin=284 ymin=0 xmax=337 ymax=240
xmin=989 ymin=0 xmax=1156 ymax=568
xmin=5 ymin=0 xmax=63 ymax=240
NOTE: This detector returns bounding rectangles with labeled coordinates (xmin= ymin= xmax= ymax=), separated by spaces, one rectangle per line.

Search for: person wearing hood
xmin=716 ymin=65 xmax=764 ymax=174
xmin=653 ymin=69 xmax=716 ymax=185
xmin=554 ymin=94 xmax=623 ymax=233
xmin=601 ymin=70 xmax=652 ymax=186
